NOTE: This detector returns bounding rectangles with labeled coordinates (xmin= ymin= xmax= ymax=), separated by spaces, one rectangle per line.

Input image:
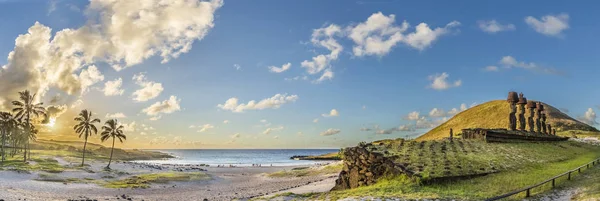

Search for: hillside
xmin=417 ymin=100 xmax=599 ymax=141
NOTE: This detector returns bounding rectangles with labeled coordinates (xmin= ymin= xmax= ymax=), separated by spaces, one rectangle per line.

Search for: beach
xmin=0 ymin=156 xmax=340 ymax=201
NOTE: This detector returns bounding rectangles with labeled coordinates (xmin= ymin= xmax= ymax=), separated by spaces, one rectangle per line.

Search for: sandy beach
xmin=0 ymin=157 xmax=340 ymax=201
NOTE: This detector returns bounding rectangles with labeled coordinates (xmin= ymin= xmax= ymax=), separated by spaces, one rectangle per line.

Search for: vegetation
xmin=11 ymin=90 xmax=47 ymax=162
xmin=417 ymin=100 xmax=600 ymax=141
xmin=102 ymin=172 xmax=210 ymax=189
xmin=293 ymin=152 xmax=342 ymax=160
xmin=73 ymin=109 xmax=101 ymax=166
xmin=100 ymin=119 xmax=127 ymax=169
xmin=267 ymin=162 xmax=342 ymax=178
xmin=277 ymin=139 xmax=600 ymax=200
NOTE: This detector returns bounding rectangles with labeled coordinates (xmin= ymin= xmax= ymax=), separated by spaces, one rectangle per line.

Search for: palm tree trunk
xmin=27 ymin=141 xmax=30 ymax=159
xmin=82 ymin=135 xmax=88 ymax=166
xmin=107 ymin=137 xmax=115 ymax=168
xmin=25 ymin=112 xmax=30 ymax=162
xmin=1 ymin=129 xmax=5 ymax=163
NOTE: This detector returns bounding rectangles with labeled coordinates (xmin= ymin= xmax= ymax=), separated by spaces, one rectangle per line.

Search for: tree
xmin=100 ymin=119 xmax=126 ymax=169
xmin=0 ymin=112 xmax=18 ymax=162
xmin=73 ymin=110 xmax=101 ymax=166
xmin=25 ymin=123 xmax=37 ymax=159
xmin=12 ymin=90 xmax=47 ymax=161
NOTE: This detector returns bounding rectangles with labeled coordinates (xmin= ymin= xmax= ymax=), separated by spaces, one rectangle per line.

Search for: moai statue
xmin=449 ymin=129 xmax=453 ymax=141
xmin=527 ymin=101 xmax=536 ymax=132
xmin=535 ymin=102 xmax=543 ymax=133
xmin=517 ymin=93 xmax=528 ymax=131
xmin=507 ymin=91 xmax=519 ymax=131
xmin=540 ymin=103 xmax=548 ymax=134
xmin=547 ymin=124 xmax=552 ymax=135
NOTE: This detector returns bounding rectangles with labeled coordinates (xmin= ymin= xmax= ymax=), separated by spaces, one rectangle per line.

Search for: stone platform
xmin=461 ymin=128 xmax=568 ymax=142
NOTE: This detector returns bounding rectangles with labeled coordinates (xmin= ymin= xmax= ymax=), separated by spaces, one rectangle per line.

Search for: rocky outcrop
xmin=332 ymin=143 xmax=413 ymax=190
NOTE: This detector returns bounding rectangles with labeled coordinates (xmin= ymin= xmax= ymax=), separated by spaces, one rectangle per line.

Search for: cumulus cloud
xmin=404 ymin=111 xmax=420 ymax=120
xmin=42 ymin=104 xmax=68 ymax=124
xmin=223 ymin=120 xmax=229 ymax=124
xmin=106 ymin=112 xmax=126 ymax=119
xmin=132 ymin=72 xmax=164 ymax=102
xmin=525 ymin=13 xmax=569 ymax=37
xmin=197 ymin=124 xmax=214 ymax=132
xmin=268 ymin=63 xmax=291 ymax=73
xmin=429 ymin=108 xmax=445 ymax=117
xmin=0 ymin=0 xmax=223 ymax=110
xmin=484 ymin=66 xmax=499 ymax=72
xmin=348 ymin=12 xmax=460 ymax=56
xmin=313 ymin=118 xmax=319 ymax=123
xmin=301 ymin=24 xmax=343 ymax=83
xmin=477 ymin=20 xmax=515 ymax=33
xmin=320 ymin=128 xmax=341 ymax=136
xmin=578 ymin=108 xmax=597 ymax=125
xmin=498 ymin=56 xmax=563 ymax=75
xmin=322 ymin=109 xmax=339 ymax=117
xmin=217 ymin=93 xmax=299 ymax=113
xmin=70 ymin=99 xmax=83 ymax=109
xmin=233 ymin=64 xmax=241 ymax=70
xmin=122 ymin=121 xmax=137 ymax=132
xmin=313 ymin=69 xmax=334 ymax=83
xmin=263 ymin=126 xmax=284 ymax=135
xmin=142 ymin=95 xmax=181 ymax=116
xmin=103 ymin=78 xmax=124 ymax=96
xmin=231 ymin=133 xmax=240 ymax=139
xmin=428 ymin=72 xmax=461 ymax=90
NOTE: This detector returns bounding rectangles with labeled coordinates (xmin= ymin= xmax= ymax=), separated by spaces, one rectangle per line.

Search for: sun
xmin=47 ymin=117 xmax=56 ymax=128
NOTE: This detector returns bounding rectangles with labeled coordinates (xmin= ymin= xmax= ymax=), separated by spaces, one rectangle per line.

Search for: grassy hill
xmin=417 ymin=100 xmax=599 ymax=141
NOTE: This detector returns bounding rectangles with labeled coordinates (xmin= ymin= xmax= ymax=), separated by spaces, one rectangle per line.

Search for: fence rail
xmin=485 ymin=157 xmax=600 ymax=201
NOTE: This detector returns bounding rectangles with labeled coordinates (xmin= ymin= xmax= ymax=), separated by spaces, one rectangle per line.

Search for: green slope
xmin=417 ymin=100 xmax=599 ymax=141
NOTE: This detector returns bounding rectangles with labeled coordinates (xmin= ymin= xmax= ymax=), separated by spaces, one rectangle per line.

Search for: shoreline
xmin=0 ymin=156 xmax=340 ymax=201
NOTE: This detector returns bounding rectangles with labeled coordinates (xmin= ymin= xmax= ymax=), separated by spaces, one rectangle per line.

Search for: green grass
xmin=417 ymin=100 xmax=600 ymax=141
xmin=35 ymin=173 xmax=82 ymax=183
xmin=102 ymin=172 xmax=211 ymax=189
xmin=271 ymin=140 xmax=600 ymax=200
xmin=266 ymin=162 xmax=342 ymax=178
xmin=0 ymin=156 xmax=65 ymax=173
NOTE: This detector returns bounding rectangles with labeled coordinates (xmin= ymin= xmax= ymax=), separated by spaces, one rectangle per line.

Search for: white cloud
xmin=106 ymin=112 xmax=126 ymax=119
xmin=273 ymin=136 xmax=279 ymax=139
xmin=461 ymin=103 xmax=468 ymax=111
xmin=223 ymin=120 xmax=229 ymax=124
xmin=70 ymin=99 xmax=83 ymax=109
xmin=301 ymin=24 xmax=343 ymax=75
xmin=525 ymin=14 xmax=569 ymax=37
xmin=498 ymin=56 xmax=562 ymax=75
xmin=322 ymin=109 xmax=339 ymax=117
xmin=268 ymin=63 xmax=291 ymax=73
xmin=429 ymin=108 xmax=445 ymax=117
xmin=122 ymin=121 xmax=137 ymax=132
xmin=578 ymin=108 xmax=598 ymax=125
xmin=447 ymin=108 xmax=459 ymax=116
xmin=348 ymin=12 xmax=460 ymax=56
xmin=149 ymin=115 xmax=162 ymax=121
xmin=0 ymin=0 xmax=223 ymax=110
xmin=79 ymin=65 xmax=105 ymax=94
xmin=233 ymin=64 xmax=241 ymax=70
xmin=103 ymin=77 xmax=124 ymax=96
xmin=284 ymin=76 xmax=309 ymax=81
xmin=142 ymin=95 xmax=181 ymax=116
xmin=263 ymin=126 xmax=284 ymax=135
xmin=231 ymin=133 xmax=240 ymax=139
xmin=404 ymin=111 xmax=420 ymax=120
xmin=320 ymin=128 xmax=341 ymax=136
xmin=189 ymin=125 xmax=196 ymax=128
xmin=484 ymin=66 xmax=499 ymax=72
xmin=197 ymin=124 xmax=215 ymax=133
xmin=477 ymin=20 xmax=515 ymax=33
xmin=313 ymin=118 xmax=319 ymax=123
xmin=313 ymin=69 xmax=334 ymax=83
xmin=132 ymin=72 xmax=164 ymax=102
xmin=217 ymin=93 xmax=299 ymax=113
xmin=428 ymin=72 xmax=461 ymax=90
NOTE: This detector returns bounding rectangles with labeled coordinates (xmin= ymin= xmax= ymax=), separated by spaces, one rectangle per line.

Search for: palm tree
xmin=100 ymin=119 xmax=126 ymax=169
xmin=12 ymin=90 xmax=47 ymax=161
xmin=73 ymin=110 xmax=101 ymax=166
xmin=25 ymin=123 xmax=37 ymax=160
xmin=0 ymin=112 xmax=17 ymax=162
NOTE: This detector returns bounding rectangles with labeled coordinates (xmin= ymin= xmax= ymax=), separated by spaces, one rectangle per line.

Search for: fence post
xmin=568 ymin=172 xmax=571 ymax=180
xmin=552 ymin=178 xmax=555 ymax=188
xmin=526 ymin=188 xmax=530 ymax=197
xmin=579 ymin=168 xmax=581 ymax=173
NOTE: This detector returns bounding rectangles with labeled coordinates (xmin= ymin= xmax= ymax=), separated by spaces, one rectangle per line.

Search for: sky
xmin=1 ymin=0 xmax=600 ymax=149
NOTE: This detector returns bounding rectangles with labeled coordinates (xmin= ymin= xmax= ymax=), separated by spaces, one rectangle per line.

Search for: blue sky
xmin=0 ymin=0 xmax=599 ymax=149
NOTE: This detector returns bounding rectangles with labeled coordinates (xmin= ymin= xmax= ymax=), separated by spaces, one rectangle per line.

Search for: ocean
xmin=134 ymin=149 xmax=340 ymax=167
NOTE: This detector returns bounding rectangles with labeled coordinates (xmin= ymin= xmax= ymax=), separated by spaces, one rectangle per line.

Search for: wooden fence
xmin=485 ymin=157 xmax=600 ymax=200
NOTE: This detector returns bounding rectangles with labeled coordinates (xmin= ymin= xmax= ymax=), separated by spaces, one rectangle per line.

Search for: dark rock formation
xmin=332 ymin=144 xmax=412 ymax=190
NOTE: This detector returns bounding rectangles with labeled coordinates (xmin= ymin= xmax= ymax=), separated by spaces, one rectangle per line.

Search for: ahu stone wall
xmin=332 ymin=143 xmax=409 ymax=190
